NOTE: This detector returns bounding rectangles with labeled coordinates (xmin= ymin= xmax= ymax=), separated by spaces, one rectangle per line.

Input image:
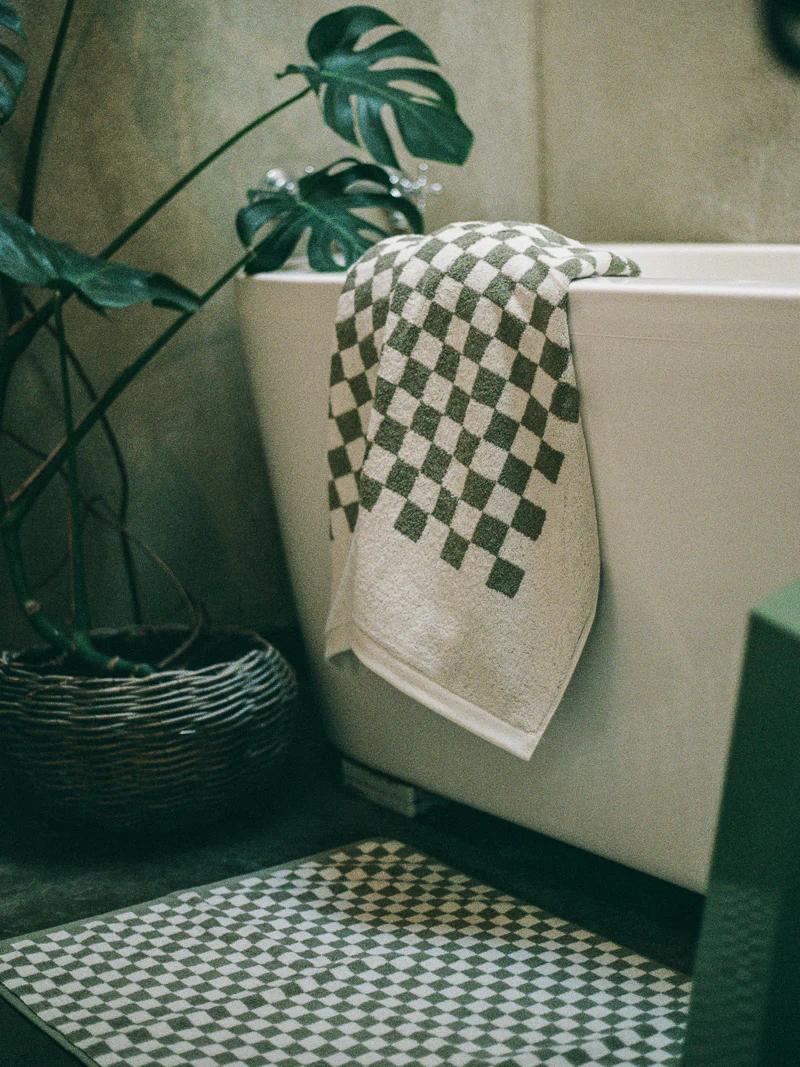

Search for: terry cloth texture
xmin=0 ymin=839 xmax=690 ymax=1066
xmin=326 ymin=222 xmax=639 ymax=758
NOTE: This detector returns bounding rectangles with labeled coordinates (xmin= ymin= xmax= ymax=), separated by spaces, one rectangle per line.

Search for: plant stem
xmin=19 ymin=0 xmax=78 ymax=225
xmin=55 ymin=304 xmax=91 ymax=635
xmin=100 ymin=86 xmax=311 ymax=259
xmin=1 ymin=520 xmax=154 ymax=676
xmin=1 ymin=525 xmax=74 ymax=651
xmin=1 ymin=0 xmax=78 ymax=327
xmin=4 ymin=426 xmax=200 ymax=641
xmin=0 ymin=86 xmax=312 ymax=413
xmin=26 ymin=295 xmax=143 ymax=623
xmin=0 ymin=300 xmax=61 ymax=435
xmin=7 ymin=251 xmax=252 ymax=523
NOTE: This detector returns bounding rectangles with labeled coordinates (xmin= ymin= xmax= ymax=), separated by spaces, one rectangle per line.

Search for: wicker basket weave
xmin=0 ymin=627 xmax=298 ymax=830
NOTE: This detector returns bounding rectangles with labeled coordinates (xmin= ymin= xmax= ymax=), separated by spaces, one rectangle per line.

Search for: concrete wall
xmin=2 ymin=0 xmax=798 ymax=649
xmin=540 ymin=0 xmax=800 ymax=242
xmin=0 ymin=0 xmax=539 ymax=648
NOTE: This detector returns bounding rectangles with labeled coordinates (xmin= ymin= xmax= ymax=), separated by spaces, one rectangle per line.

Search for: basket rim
xmin=0 ymin=625 xmax=285 ymax=689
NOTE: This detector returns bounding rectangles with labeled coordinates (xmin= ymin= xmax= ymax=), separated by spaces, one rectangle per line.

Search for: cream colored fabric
xmin=326 ymin=222 xmax=639 ymax=758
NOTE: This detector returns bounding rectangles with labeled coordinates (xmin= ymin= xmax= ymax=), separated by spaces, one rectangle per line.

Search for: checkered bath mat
xmin=0 ymin=839 xmax=689 ymax=1066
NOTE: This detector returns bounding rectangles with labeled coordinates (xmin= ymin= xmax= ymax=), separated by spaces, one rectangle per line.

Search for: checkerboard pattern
xmin=0 ymin=839 xmax=689 ymax=1066
xmin=329 ymin=222 xmax=639 ymax=597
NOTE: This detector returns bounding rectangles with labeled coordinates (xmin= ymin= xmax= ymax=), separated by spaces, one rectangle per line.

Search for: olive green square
xmin=445 ymin=386 xmax=470 ymax=423
xmin=510 ymin=354 xmax=536 ymax=392
xmin=435 ymin=345 xmax=460 ymax=382
xmin=328 ymin=445 xmax=352 ymax=478
xmin=550 ymin=380 xmax=580 ymax=423
xmin=390 ymin=282 xmax=414 ymax=313
xmin=522 ymin=397 xmax=548 ymax=437
xmin=483 ymin=273 xmax=516 ymax=307
xmin=499 ymin=453 xmax=532 ymax=495
xmin=487 ymin=557 xmax=524 ymax=598
xmin=415 ymin=237 xmax=446 ymax=263
xmin=455 ymin=287 xmax=479 ymax=320
xmin=372 ymin=297 xmax=390 ymax=332
xmin=349 ymin=372 xmax=371 ymax=407
xmin=454 ymin=428 xmax=479 ymax=466
xmin=353 ymin=282 xmax=374 ymax=312
xmin=463 ymin=470 xmax=494 ymax=510
xmin=328 ymin=480 xmax=341 ymax=510
xmin=519 ymin=261 xmax=549 ymax=294
xmin=394 ymin=500 xmax=427 ymax=542
xmin=441 ymin=529 xmax=469 ymax=568
xmin=485 ymin=411 xmax=519 ymax=450
xmin=472 ymin=513 xmax=509 ymax=555
xmin=485 ymin=244 xmax=515 ymax=269
xmin=511 ymin=497 xmax=546 ymax=540
xmin=411 ymin=403 xmax=442 ymax=442
xmin=374 ymin=416 xmax=407 ymax=454
xmin=472 ymin=367 xmax=505 ymax=407
xmin=450 ymin=252 xmax=479 ymax=283
xmin=558 ymin=255 xmax=583 ymax=280
xmin=419 ymin=265 xmax=444 ymax=297
xmin=534 ymin=440 xmax=564 ymax=484
xmin=496 ymin=310 xmax=525 ymax=349
xmin=330 ymin=352 xmax=345 ymax=385
xmin=344 ymin=501 xmax=359 ymax=531
xmin=374 ymin=377 xmax=397 ymax=414
xmin=531 ymin=293 xmax=555 ymax=333
xmin=422 ymin=445 xmax=451 ymax=484
xmin=453 ymin=231 xmax=481 ymax=249
xmin=423 ymin=302 xmax=452 ymax=341
xmin=540 ymin=339 xmax=570 ymax=380
xmin=432 ymin=486 xmax=458 ymax=524
xmin=336 ymin=409 xmax=362 ymax=444
xmin=386 ymin=459 xmax=417 ymax=496
xmin=359 ymin=474 xmax=382 ymax=511
xmin=336 ymin=316 xmax=358 ymax=350
xmin=463 ymin=326 xmax=491 ymax=363
xmin=399 ymin=359 xmax=431 ymax=399
xmin=358 ymin=335 xmax=379 ymax=370
xmin=388 ymin=320 xmax=422 ymax=355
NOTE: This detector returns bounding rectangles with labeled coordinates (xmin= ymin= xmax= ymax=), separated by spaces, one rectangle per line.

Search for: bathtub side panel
xmin=236 ymin=272 xmax=800 ymax=894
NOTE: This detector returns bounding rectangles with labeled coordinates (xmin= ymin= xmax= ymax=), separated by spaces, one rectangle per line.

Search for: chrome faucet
xmin=253 ymin=163 xmax=442 ymax=234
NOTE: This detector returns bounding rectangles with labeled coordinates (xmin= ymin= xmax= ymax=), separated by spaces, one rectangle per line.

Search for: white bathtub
xmin=236 ymin=243 xmax=800 ymax=893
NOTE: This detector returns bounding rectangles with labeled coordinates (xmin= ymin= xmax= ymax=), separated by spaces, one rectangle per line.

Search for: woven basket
xmin=0 ymin=627 xmax=298 ymax=831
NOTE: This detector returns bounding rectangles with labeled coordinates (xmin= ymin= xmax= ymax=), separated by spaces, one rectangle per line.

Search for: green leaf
xmin=0 ymin=208 xmax=200 ymax=311
xmin=0 ymin=2 xmax=23 ymax=37
xmin=278 ymin=4 xmax=472 ymax=168
xmin=237 ymin=158 xmax=423 ymax=274
xmin=0 ymin=1 xmax=24 ymax=126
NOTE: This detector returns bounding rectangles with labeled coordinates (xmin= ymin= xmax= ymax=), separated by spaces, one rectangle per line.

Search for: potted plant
xmin=0 ymin=3 xmax=472 ymax=829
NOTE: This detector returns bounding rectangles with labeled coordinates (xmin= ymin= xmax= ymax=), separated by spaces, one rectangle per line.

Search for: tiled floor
xmin=0 ymin=718 xmax=702 ymax=1065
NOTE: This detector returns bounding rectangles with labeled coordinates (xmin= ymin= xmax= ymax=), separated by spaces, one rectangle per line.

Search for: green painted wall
xmin=541 ymin=0 xmax=800 ymax=242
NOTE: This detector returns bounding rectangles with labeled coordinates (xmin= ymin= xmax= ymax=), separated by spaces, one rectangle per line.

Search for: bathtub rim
xmin=237 ymin=241 xmax=800 ymax=299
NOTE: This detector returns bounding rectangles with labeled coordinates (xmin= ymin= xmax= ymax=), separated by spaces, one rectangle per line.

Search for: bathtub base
xmin=237 ymin=243 xmax=800 ymax=894
xmin=341 ymin=756 xmax=444 ymax=818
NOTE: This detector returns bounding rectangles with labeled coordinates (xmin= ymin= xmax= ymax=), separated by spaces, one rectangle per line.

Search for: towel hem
xmin=326 ymin=621 xmax=545 ymax=760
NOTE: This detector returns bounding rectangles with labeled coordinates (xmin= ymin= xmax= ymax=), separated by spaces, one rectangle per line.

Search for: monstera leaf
xmin=0 ymin=208 xmax=200 ymax=311
xmin=237 ymin=159 xmax=422 ymax=273
xmin=0 ymin=1 xmax=25 ymax=126
xmin=278 ymin=5 xmax=472 ymax=168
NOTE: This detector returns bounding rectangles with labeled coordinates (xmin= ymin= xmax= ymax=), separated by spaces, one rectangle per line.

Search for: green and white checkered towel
xmin=326 ymin=222 xmax=639 ymax=758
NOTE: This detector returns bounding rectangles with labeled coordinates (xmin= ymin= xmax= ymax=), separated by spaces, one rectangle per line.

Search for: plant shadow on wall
xmin=0 ymin=2 xmax=472 ymax=829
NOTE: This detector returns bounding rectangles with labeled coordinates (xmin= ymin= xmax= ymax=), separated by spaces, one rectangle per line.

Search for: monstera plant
xmin=0 ymin=2 xmax=472 ymax=677
xmin=0 ymin=3 xmax=472 ymax=827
